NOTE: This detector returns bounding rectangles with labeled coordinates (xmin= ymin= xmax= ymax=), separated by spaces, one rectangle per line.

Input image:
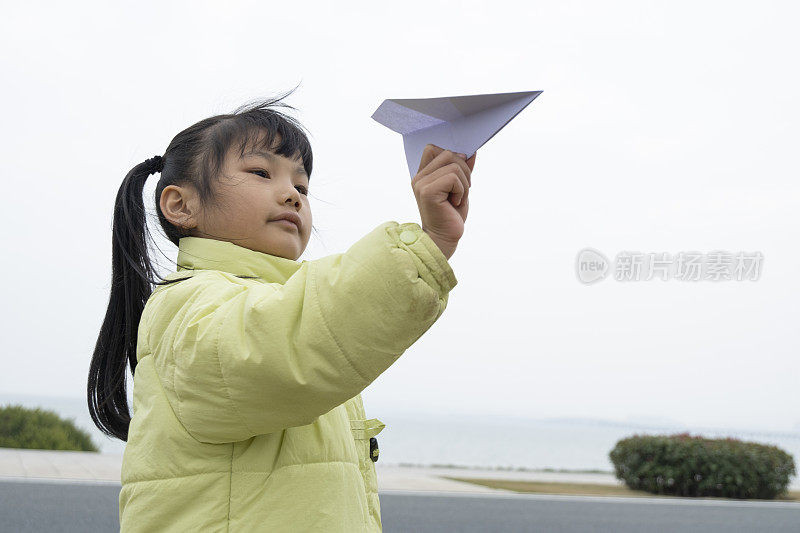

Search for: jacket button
xmin=370 ymin=437 xmax=379 ymax=462
xmin=399 ymin=229 xmax=418 ymax=245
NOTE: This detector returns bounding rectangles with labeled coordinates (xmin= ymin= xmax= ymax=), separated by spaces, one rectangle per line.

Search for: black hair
xmin=87 ymin=86 xmax=314 ymax=442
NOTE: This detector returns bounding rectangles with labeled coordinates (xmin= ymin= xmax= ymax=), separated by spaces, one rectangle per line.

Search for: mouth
xmin=271 ymin=219 xmax=299 ymax=231
xmin=270 ymin=213 xmax=302 ymax=231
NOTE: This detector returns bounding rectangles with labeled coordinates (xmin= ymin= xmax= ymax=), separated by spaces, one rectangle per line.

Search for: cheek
xmin=219 ymin=195 xmax=266 ymax=233
xmin=242 ymin=189 xmax=271 ymax=218
xmin=303 ymin=207 xmax=312 ymax=237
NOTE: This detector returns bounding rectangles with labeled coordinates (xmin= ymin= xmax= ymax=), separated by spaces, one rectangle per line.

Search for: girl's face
xmin=195 ymin=139 xmax=312 ymax=260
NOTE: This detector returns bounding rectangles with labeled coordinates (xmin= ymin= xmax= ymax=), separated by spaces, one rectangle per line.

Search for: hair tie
xmin=145 ymin=155 xmax=165 ymax=175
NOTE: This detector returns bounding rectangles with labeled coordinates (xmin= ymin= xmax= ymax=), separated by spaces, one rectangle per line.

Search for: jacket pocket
xmin=350 ymin=418 xmax=385 ymax=463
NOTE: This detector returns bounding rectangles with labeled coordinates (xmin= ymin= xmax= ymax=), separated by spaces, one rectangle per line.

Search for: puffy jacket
xmin=118 ymin=220 xmax=457 ymax=532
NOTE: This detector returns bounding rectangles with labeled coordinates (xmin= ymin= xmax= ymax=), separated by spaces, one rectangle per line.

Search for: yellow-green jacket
xmin=119 ymin=221 xmax=457 ymax=532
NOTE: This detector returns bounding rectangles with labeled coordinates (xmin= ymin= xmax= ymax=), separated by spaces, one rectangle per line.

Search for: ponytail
xmin=87 ymin=88 xmax=314 ymax=442
xmin=87 ymin=156 xmax=164 ymax=442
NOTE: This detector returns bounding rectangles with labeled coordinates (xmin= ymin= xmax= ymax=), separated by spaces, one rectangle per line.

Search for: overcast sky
xmin=1 ymin=1 xmax=798 ymax=433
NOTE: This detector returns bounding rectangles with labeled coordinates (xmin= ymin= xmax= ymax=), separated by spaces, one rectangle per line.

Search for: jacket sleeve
xmin=149 ymin=221 xmax=457 ymax=444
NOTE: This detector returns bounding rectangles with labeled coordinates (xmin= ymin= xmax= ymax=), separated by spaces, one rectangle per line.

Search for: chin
xmin=262 ymin=228 xmax=305 ymax=260
xmin=268 ymin=243 xmax=302 ymax=261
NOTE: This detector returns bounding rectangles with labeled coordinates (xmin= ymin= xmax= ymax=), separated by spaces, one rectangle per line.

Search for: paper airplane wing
xmin=371 ymin=90 xmax=542 ymax=178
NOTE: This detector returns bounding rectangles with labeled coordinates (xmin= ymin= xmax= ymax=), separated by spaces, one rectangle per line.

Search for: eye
xmin=251 ymin=168 xmax=308 ymax=196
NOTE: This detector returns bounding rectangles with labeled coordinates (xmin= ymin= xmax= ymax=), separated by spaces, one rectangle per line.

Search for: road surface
xmin=1 ymin=480 xmax=798 ymax=532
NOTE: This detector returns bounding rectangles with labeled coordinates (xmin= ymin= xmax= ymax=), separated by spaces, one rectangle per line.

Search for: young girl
xmin=87 ymin=90 xmax=475 ymax=532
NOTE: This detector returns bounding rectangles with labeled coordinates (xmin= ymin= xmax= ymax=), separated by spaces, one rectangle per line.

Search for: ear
xmin=160 ymin=184 xmax=199 ymax=231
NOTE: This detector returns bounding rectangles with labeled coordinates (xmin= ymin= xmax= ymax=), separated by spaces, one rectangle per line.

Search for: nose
xmin=285 ymin=195 xmax=299 ymax=207
xmin=282 ymin=181 xmax=301 ymax=208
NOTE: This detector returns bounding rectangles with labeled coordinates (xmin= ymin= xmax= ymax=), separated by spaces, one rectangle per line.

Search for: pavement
xmin=0 ymin=448 xmax=622 ymax=492
xmin=1 ymin=448 xmax=796 ymax=493
xmin=0 ymin=448 xmax=122 ymax=485
xmin=3 ymin=449 xmax=799 ymax=533
xmin=377 ymin=464 xmax=620 ymax=492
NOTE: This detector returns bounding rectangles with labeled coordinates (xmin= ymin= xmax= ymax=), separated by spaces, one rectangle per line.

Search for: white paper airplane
xmin=371 ymin=90 xmax=542 ymax=178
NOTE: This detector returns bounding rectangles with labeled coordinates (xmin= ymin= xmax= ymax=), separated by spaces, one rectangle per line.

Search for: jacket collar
xmin=174 ymin=236 xmax=304 ymax=284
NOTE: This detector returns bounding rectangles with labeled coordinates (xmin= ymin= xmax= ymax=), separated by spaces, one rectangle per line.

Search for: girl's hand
xmin=411 ymin=144 xmax=476 ymax=260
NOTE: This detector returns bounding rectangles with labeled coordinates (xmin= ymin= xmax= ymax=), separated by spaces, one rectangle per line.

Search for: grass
xmin=443 ymin=477 xmax=800 ymax=502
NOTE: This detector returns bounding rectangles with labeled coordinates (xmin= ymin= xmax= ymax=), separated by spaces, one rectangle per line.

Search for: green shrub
xmin=609 ymin=433 xmax=795 ymax=499
xmin=0 ymin=404 xmax=98 ymax=452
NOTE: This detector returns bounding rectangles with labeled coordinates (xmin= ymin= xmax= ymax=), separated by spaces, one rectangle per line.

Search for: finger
xmin=419 ymin=164 xmax=469 ymax=207
xmin=419 ymin=168 xmax=465 ymax=208
xmin=417 ymin=144 xmax=445 ymax=174
xmin=418 ymin=147 xmax=453 ymax=178
xmin=465 ymin=152 xmax=476 ymax=173
xmin=417 ymin=148 xmax=473 ymax=186
xmin=441 ymin=171 xmax=466 ymax=207
xmin=423 ymin=162 xmax=469 ymax=205
xmin=450 ymin=151 xmax=473 ymax=187
xmin=458 ymin=194 xmax=469 ymax=223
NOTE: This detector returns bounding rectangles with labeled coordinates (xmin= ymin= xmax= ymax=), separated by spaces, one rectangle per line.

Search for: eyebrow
xmin=242 ymin=150 xmax=308 ymax=178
